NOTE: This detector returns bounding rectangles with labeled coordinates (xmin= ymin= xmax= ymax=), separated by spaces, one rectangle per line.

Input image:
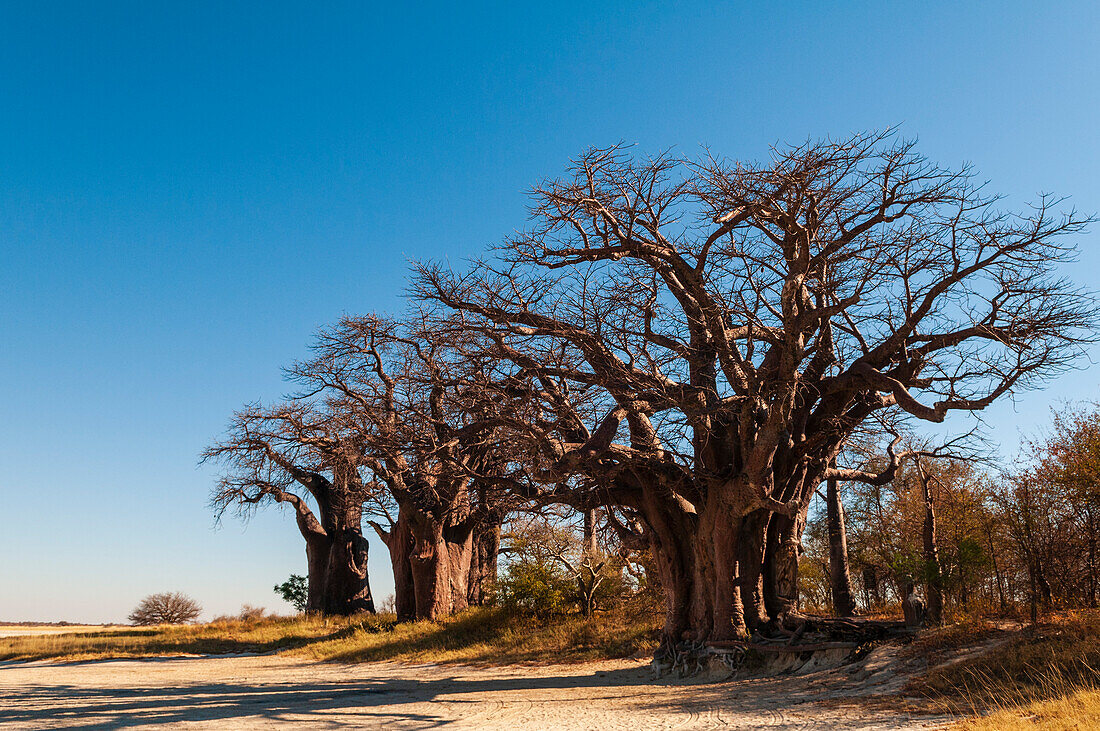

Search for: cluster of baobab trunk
xmin=208 ymin=132 xmax=1094 ymax=650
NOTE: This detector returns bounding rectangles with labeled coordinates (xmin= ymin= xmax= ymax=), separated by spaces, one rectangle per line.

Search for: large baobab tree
xmin=416 ymin=131 xmax=1095 ymax=647
xmin=205 ymin=402 xmax=377 ymax=615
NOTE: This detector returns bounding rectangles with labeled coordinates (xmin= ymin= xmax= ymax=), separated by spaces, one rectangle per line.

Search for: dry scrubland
xmin=0 ymin=604 xmax=659 ymax=665
xmin=3 ymin=608 xmax=1100 ymax=728
xmin=912 ymin=611 xmax=1100 ymax=728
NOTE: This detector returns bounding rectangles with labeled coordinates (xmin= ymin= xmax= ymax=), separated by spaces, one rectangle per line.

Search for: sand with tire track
xmin=0 ymin=652 xmax=953 ymax=729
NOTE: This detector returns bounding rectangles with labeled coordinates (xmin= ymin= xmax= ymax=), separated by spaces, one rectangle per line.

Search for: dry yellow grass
xmin=292 ymin=605 xmax=658 ymax=664
xmin=0 ymin=605 xmax=659 ymax=665
xmin=0 ymin=614 xmax=370 ymax=662
xmin=901 ymin=610 xmax=1100 ymax=729
xmin=915 ymin=611 xmax=1100 ymax=706
xmin=954 ymin=688 xmax=1100 ymax=730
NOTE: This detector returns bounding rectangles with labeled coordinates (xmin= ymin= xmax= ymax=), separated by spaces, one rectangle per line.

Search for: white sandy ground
xmin=0 ymin=650 xmax=956 ymax=730
xmin=0 ymin=627 xmax=129 ymax=639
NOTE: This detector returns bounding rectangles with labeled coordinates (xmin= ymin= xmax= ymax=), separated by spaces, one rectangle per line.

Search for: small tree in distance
xmin=274 ymin=575 xmax=308 ymax=612
xmin=128 ymin=592 xmax=202 ymax=625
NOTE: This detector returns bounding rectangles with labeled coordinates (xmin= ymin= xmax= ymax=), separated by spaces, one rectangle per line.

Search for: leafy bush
xmin=497 ymin=560 xmax=574 ymax=616
xmin=274 ymin=574 xmax=308 ymax=612
xmin=128 ymin=592 xmax=202 ymax=625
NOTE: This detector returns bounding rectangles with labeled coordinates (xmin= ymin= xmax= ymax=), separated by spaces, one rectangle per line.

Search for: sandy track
xmin=0 ymin=654 xmax=950 ymax=729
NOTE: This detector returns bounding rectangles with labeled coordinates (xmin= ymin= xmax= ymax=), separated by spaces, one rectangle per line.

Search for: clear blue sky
xmin=2 ymin=2 xmax=1098 ymax=623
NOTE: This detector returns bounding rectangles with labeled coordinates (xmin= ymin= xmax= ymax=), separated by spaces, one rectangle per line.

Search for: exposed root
xmin=653 ymin=615 xmax=918 ymax=678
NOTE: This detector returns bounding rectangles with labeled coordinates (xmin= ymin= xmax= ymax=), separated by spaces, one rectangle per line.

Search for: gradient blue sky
xmin=2 ymin=2 xmax=1098 ymax=623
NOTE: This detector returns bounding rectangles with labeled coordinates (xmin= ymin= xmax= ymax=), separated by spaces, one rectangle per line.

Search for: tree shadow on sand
xmin=0 ymin=663 xmax=656 ymax=729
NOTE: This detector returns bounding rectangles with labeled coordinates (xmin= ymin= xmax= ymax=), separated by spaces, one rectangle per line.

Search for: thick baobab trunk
xmin=371 ymin=514 xmax=417 ymax=620
xmin=637 ymin=493 xmax=707 ymax=647
xmin=375 ymin=504 xmax=479 ymax=621
xmin=467 ymin=519 xmax=502 ymax=606
xmin=407 ymin=510 xmax=475 ymax=620
xmin=764 ymin=512 xmax=806 ymax=626
xmin=323 ymin=526 xmax=376 ymax=614
xmin=699 ymin=492 xmax=747 ymax=641
xmin=293 ymin=508 xmax=332 ymax=615
xmin=302 ymin=528 xmax=331 ymax=614
xmin=826 ymin=477 xmax=857 ymax=617
xmin=737 ymin=509 xmax=770 ymax=631
xmin=312 ymin=485 xmax=375 ymax=615
xmin=639 ymin=471 xmax=843 ymax=648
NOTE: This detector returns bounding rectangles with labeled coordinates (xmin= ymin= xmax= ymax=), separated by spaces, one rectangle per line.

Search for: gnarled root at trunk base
xmin=652 ymin=615 xmax=918 ymax=678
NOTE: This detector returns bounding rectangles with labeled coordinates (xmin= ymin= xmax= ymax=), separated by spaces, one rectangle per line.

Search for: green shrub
xmin=274 ymin=575 xmax=308 ymax=612
xmin=497 ymin=560 xmax=574 ymax=616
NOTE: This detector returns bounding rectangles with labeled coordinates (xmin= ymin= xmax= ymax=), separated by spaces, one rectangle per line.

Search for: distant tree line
xmin=800 ymin=404 xmax=1100 ymax=625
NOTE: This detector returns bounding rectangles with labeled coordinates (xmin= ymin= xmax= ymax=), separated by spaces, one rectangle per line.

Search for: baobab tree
xmin=416 ymin=131 xmax=1096 ymax=647
xmin=286 ymin=314 xmax=515 ymax=620
xmin=205 ymin=402 xmax=377 ymax=615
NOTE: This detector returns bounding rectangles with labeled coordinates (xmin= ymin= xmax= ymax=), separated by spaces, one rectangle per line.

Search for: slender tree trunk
xmin=583 ymin=507 xmax=597 ymax=557
xmin=826 ymin=477 xmax=857 ymax=617
xmin=920 ymin=468 xmax=943 ymax=625
xmin=1029 ymin=559 xmax=1040 ymax=624
xmin=863 ymin=566 xmax=881 ymax=607
xmin=1037 ymin=558 xmax=1053 ymax=606
xmin=986 ymin=531 xmax=1007 ymax=612
xmin=1088 ymin=508 xmax=1097 ymax=608
xmin=578 ymin=506 xmax=600 ymax=616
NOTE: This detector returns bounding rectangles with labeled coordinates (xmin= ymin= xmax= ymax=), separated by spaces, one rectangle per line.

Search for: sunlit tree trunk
xmin=918 ymin=464 xmax=943 ymax=625
xmin=826 ymin=476 xmax=857 ymax=617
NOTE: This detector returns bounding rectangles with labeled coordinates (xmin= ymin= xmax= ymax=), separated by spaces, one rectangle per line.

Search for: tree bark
xmin=322 ymin=527 xmax=375 ymax=614
xmin=764 ymin=512 xmax=805 ymax=626
xmin=293 ymin=505 xmax=332 ymax=615
xmin=467 ymin=521 xmax=501 ymax=606
xmin=312 ymin=483 xmax=375 ymax=616
xmin=303 ymin=530 xmax=331 ymax=615
xmin=919 ymin=467 xmax=943 ymax=625
xmin=702 ymin=492 xmax=747 ymax=640
xmin=636 ymin=491 xmax=707 ymax=647
xmin=826 ymin=477 xmax=857 ymax=617
xmin=407 ymin=510 xmax=475 ymax=620
xmin=371 ymin=514 xmax=416 ymax=620
xmin=1088 ymin=508 xmax=1098 ymax=608
xmin=737 ymin=510 xmax=770 ymax=631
